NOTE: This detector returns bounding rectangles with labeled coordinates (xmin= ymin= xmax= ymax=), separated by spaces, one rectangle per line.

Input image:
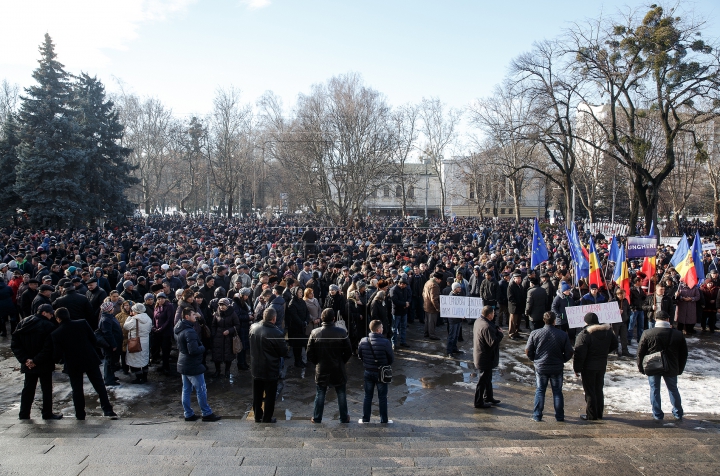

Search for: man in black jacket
xmin=573 ymin=312 xmax=618 ymax=421
xmin=249 ymin=307 xmax=288 ymax=423
xmin=473 ymin=306 xmax=503 ymax=408
xmin=51 ymin=307 xmax=118 ymax=420
xmin=389 ymin=278 xmax=412 ymax=349
xmin=53 ymin=282 xmax=93 ymax=325
xmin=507 ymin=273 xmax=526 ymax=340
xmin=637 ymin=310 xmax=688 ymax=421
xmin=31 ymin=284 xmax=54 ymax=315
xmin=525 ymin=277 xmax=548 ymax=331
xmin=11 ymin=304 xmax=61 ymax=420
xmin=306 ymin=309 xmax=353 ymax=423
xmin=358 ymin=319 xmax=394 ymax=424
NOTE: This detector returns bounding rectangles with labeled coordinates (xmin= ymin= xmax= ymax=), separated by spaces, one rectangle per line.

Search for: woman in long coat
xmin=114 ymin=299 xmax=132 ymax=374
xmin=675 ymin=281 xmax=700 ymax=334
xmin=286 ymin=287 xmax=309 ymax=368
xmin=123 ymin=302 xmax=153 ymax=384
xmin=210 ymin=297 xmax=239 ymax=378
xmin=370 ymin=290 xmax=391 ymax=340
xmin=304 ymin=287 xmax=322 ymax=332
xmin=232 ymin=288 xmax=253 ymax=371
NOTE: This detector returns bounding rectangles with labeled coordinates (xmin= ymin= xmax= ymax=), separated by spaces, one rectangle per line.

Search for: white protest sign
xmin=566 ymin=302 xmax=623 ymax=329
xmin=702 ymin=242 xmax=717 ymax=251
xmin=440 ymin=295 xmax=484 ymax=319
xmin=660 ymin=237 xmax=682 ymax=247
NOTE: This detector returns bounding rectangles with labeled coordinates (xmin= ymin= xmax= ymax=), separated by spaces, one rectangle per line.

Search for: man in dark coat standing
xmin=507 ymin=273 xmax=527 ymax=340
xmin=51 ymin=307 xmax=117 ymax=420
xmin=573 ymin=312 xmax=618 ymax=421
xmin=637 ymin=310 xmax=688 ymax=421
xmin=473 ymin=305 xmax=503 ymax=408
xmin=86 ymin=278 xmax=107 ymax=330
xmin=249 ymin=307 xmax=287 ymax=423
xmin=53 ymin=282 xmax=93 ymax=325
xmin=306 ymin=308 xmax=353 ymax=423
xmin=525 ymin=277 xmax=548 ymax=331
xmin=11 ymin=304 xmax=61 ymax=420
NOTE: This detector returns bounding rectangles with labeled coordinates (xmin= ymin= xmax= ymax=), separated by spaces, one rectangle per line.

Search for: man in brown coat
xmin=422 ymin=272 xmax=443 ymax=340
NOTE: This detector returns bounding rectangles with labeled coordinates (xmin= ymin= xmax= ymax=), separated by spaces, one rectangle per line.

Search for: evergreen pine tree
xmin=73 ymin=73 xmax=138 ymax=225
xmin=15 ymin=34 xmax=87 ymax=228
xmin=0 ymin=115 xmax=21 ymax=225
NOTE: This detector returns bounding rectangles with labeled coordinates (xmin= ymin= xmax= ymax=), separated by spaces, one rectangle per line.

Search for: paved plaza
xmin=1 ymin=322 xmax=719 ymax=475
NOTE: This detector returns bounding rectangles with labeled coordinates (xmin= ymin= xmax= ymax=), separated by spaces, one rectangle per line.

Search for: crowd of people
xmin=1 ymin=215 xmax=714 ymax=422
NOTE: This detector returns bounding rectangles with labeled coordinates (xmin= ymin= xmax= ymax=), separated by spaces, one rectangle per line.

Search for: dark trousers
xmin=701 ymin=312 xmax=717 ymax=331
xmin=20 ymin=371 xmax=53 ymax=418
xmin=531 ymin=320 xmax=544 ymax=331
xmin=152 ymin=332 xmax=172 ymax=370
xmin=474 ymin=368 xmax=494 ymax=407
xmin=580 ymin=370 xmax=605 ymax=420
xmin=68 ymin=366 xmax=113 ymax=418
xmin=252 ymin=378 xmax=278 ymax=422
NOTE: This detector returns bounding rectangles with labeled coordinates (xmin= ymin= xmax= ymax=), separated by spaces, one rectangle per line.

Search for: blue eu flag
xmin=531 ymin=218 xmax=549 ymax=269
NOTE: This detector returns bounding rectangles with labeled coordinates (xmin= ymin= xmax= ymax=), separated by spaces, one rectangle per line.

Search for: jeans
xmin=628 ymin=311 xmax=644 ymax=342
xmin=648 ymin=375 xmax=683 ymax=420
xmin=181 ymin=373 xmax=212 ymax=418
xmin=392 ymin=314 xmax=408 ymax=346
xmin=362 ymin=371 xmax=388 ymax=423
xmin=313 ymin=384 xmax=348 ymax=422
xmin=446 ymin=320 xmax=461 ymax=354
xmin=533 ymin=373 xmax=564 ymax=421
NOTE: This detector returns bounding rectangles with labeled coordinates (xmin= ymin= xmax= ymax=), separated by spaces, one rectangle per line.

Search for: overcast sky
xmin=2 ymin=0 xmax=718 ymax=118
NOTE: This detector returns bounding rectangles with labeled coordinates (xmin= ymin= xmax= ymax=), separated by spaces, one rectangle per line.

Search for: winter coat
xmin=306 ymin=322 xmax=353 ymax=386
xmin=305 ymin=297 xmax=321 ymax=323
xmin=18 ymin=288 xmax=38 ymax=318
xmin=473 ymin=315 xmax=503 ymax=370
xmin=232 ymin=295 xmax=252 ymax=338
xmin=270 ymin=295 xmax=286 ymax=329
xmin=422 ymin=279 xmax=440 ymax=313
xmin=324 ymin=292 xmax=347 ymax=320
xmin=98 ymin=312 xmax=123 ymax=353
xmin=153 ymin=302 xmax=175 ymax=336
xmin=11 ymin=314 xmax=57 ymax=374
xmin=580 ymin=292 xmax=607 ymax=305
xmin=675 ymin=284 xmax=700 ymax=325
xmin=611 ymin=297 xmax=631 ymax=323
xmin=636 ymin=325 xmax=688 ymax=377
xmin=123 ymin=312 xmax=152 ymax=368
xmin=116 ymin=310 xmax=131 ymax=352
xmin=286 ymin=297 xmax=309 ymax=348
xmin=525 ymin=324 xmax=574 ymax=375
xmin=357 ymin=332 xmax=394 ymax=372
xmin=53 ymin=289 xmax=93 ymax=324
xmin=249 ymin=320 xmax=287 ymax=380
xmin=525 ymin=286 xmax=548 ymax=322
xmin=479 ymin=278 xmax=498 ymax=306
xmin=370 ymin=297 xmax=390 ymax=334
xmin=389 ymin=284 xmax=411 ymax=316
xmin=174 ymin=299 xmax=198 ymax=326
xmin=573 ymin=323 xmax=618 ymax=373
xmin=211 ymin=307 xmax=239 ymax=362
xmin=630 ymin=286 xmax=646 ymax=311
xmin=86 ymin=287 xmax=107 ymax=328
xmin=642 ymin=293 xmax=672 ymax=323
xmin=30 ymin=293 xmax=52 ymax=316
xmin=0 ymin=281 xmax=14 ymax=314
xmin=507 ymin=281 xmax=527 ymax=314
xmin=551 ymin=291 xmax=576 ymax=327
xmin=51 ymin=319 xmax=101 ymax=374
xmin=175 ymin=319 xmax=206 ymax=376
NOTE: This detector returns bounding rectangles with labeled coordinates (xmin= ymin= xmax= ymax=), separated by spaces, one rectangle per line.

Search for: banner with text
xmin=566 ymin=302 xmax=623 ymax=329
xmin=440 ymin=295 xmax=484 ymax=319
xmin=586 ymin=222 xmax=629 ymax=236
xmin=626 ymin=236 xmax=658 ymax=258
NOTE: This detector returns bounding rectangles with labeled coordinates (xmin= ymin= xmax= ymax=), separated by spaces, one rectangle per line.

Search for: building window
xmin=469 ymin=188 xmax=475 ymax=200
xmin=395 ymin=185 xmax=402 ymax=198
xmin=408 ymin=186 xmax=415 ymax=199
xmin=508 ymin=208 xmax=513 ymax=215
xmin=383 ymin=186 xmax=390 ymax=198
xmin=500 ymin=208 xmax=505 ymax=215
xmin=484 ymin=208 xmax=490 ymax=214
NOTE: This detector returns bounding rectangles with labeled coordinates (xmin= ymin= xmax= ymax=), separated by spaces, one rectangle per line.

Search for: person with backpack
xmin=636 ymin=310 xmax=688 ymax=421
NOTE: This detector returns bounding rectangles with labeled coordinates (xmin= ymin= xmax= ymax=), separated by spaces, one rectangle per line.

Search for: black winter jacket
xmin=98 ymin=312 xmax=123 ymax=352
xmin=389 ymin=284 xmax=411 ymax=316
xmin=249 ymin=320 xmax=288 ymax=380
xmin=306 ymin=322 xmax=353 ymax=386
xmin=357 ymin=332 xmax=393 ymax=373
xmin=637 ymin=325 xmax=688 ymax=377
xmin=573 ymin=323 xmax=618 ymax=373
xmin=473 ymin=316 xmax=503 ymax=370
xmin=11 ymin=314 xmax=57 ymax=374
xmin=175 ymin=319 xmax=206 ymax=376
xmin=51 ymin=319 xmax=101 ymax=373
xmin=53 ymin=290 xmax=93 ymax=324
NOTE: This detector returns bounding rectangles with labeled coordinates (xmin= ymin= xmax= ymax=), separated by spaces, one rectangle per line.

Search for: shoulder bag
xmin=335 ymin=315 xmax=347 ymax=332
xmin=367 ymin=339 xmax=392 ymax=383
xmin=642 ymin=330 xmax=672 ymax=376
xmin=232 ymin=327 xmax=243 ymax=354
xmin=127 ymin=319 xmax=142 ymax=353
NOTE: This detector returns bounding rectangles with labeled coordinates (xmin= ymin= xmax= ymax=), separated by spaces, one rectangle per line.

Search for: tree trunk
xmin=512 ymin=181 xmax=521 ymax=224
xmin=227 ymin=194 xmax=234 ymax=219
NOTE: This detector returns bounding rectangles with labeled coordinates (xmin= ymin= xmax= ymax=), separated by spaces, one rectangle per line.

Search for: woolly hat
xmin=131 ymin=303 xmax=146 ymax=313
xmin=100 ymin=302 xmax=115 ymax=313
xmin=560 ymin=281 xmax=571 ymax=293
xmin=123 ymin=280 xmax=133 ymax=289
xmin=451 ymin=282 xmax=462 ymax=290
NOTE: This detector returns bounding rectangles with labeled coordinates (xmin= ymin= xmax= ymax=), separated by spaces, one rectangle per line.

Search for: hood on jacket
xmin=586 ymin=323 xmax=611 ymax=333
xmin=174 ymin=318 xmax=194 ymax=335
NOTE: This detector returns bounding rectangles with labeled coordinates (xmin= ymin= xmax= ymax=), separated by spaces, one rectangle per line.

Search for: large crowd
xmin=1 ymin=215 xmax=715 ymax=423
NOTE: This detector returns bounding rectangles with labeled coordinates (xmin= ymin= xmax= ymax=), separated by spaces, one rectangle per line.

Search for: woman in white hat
xmin=123 ymin=303 xmax=153 ymax=384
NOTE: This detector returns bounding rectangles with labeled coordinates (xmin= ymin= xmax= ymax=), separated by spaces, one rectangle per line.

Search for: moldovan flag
xmin=642 ymin=222 xmax=657 ymax=279
xmin=670 ymin=234 xmax=699 ymax=288
xmin=612 ymin=245 xmax=630 ymax=303
xmin=588 ymin=236 xmax=604 ymax=288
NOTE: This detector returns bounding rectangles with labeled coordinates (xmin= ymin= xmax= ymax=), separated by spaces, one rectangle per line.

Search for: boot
xmin=211 ymin=363 xmax=221 ymax=378
xmin=224 ymin=362 xmax=232 ymax=378
xmin=142 ymin=370 xmax=149 ymax=383
xmin=131 ymin=372 xmax=143 ymax=384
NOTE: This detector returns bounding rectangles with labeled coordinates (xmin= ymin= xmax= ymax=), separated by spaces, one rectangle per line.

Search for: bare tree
xmin=419 ymin=97 xmax=461 ymax=219
xmin=0 ymin=80 xmax=19 ymax=126
xmin=388 ymin=103 xmax=420 ymax=217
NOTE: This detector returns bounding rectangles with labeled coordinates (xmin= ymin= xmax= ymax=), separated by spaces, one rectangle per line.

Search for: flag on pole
xmin=670 ymin=234 xmax=699 ymax=288
xmin=588 ymin=236 xmax=604 ymax=288
xmin=531 ymin=218 xmax=549 ymax=269
xmin=608 ymin=235 xmax=619 ymax=263
xmin=693 ymin=230 xmax=705 ymax=285
xmin=612 ymin=245 xmax=630 ymax=303
xmin=649 ymin=220 xmax=655 ymax=237
xmin=566 ymin=224 xmax=589 ymax=283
